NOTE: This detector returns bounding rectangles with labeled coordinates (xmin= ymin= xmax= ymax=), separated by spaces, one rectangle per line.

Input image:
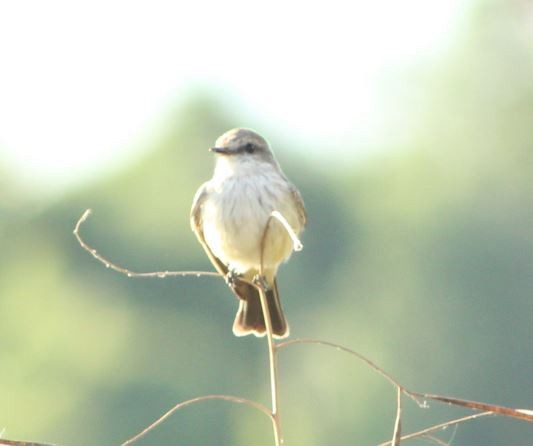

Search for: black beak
xmin=209 ymin=147 xmax=230 ymax=154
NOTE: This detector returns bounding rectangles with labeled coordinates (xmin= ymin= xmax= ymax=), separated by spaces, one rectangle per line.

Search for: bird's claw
xmin=225 ymin=270 xmax=240 ymax=288
xmin=252 ymin=274 xmax=270 ymax=291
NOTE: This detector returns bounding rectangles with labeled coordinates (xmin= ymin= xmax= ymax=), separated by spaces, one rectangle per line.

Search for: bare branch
xmin=74 ymin=209 xmax=220 ymax=279
xmin=277 ymin=338 xmax=422 ymax=406
xmin=120 ymin=395 xmax=273 ymax=446
xmin=74 ymin=208 xmax=533 ymax=445
xmin=278 ymin=338 xmax=533 ymax=426
xmin=410 ymin=393 xmax=533 ymax=423
xmin=0 ymin=440 xmax=56 ymax=446
xmin=378 ymin=411 xmax=493 ymax=446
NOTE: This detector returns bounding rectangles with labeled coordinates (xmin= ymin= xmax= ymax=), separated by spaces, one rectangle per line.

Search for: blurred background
xmin=1 ymin=0 xmax=532 ymax=445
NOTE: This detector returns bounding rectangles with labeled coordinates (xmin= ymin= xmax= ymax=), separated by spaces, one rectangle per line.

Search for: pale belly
xmin=202 ymin=176 xmax=301 ymax=273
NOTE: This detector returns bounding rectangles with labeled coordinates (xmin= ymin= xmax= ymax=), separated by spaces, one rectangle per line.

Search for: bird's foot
xmin=225 ymin=270 xmax=241 ymax=288
xmin=252 ymin=274 xmax=270 ymax=291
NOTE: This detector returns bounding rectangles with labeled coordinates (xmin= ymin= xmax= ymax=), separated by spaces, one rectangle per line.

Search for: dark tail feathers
xmin=232 ymin=280 xmax=289 ymax=338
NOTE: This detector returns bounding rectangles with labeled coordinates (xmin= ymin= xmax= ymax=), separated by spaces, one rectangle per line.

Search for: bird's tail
xmin=232 ymin=279 xmax=289 ymax=339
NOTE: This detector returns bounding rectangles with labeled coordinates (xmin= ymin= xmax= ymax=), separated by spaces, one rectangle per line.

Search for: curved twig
xmin=120 ymin=395 xmax=273 ymax=446
xmin=74 ymin=208 xmax=532 ymax=446
xmin=277 ymin=338 xmax=533 ymax=425
xmin=278 ymin=338 xmax=533 ymax=445
xmin=277 ymin=338 xmax=422 ymax=406
xmin=73 ymin=209 xmax=220 ymax=279
xmin=270 ymin=211 xmax=303 ymax=251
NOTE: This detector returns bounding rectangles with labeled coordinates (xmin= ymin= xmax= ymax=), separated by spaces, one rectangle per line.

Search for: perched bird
xmin=191 ymin=128 xmax=306 ymax=338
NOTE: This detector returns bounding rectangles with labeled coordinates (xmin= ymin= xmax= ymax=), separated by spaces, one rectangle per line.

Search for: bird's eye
xmin=244 ymin=143 xmax=255 ymax=154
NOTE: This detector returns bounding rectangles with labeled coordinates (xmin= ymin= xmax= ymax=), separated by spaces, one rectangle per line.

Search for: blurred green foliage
xmin=1 ymin=3 xmax=532 ymax=445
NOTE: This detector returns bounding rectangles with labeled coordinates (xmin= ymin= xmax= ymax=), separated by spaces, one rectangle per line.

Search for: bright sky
xmin=0 ymin=0 xmax=467 ymax=194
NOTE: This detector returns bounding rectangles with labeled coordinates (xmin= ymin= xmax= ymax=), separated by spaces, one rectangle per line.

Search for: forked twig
xmin=377 ymin=411 xmax=493 ymax=446
xmin=277 ymin=337 xmax=533 ymax=444
xmin=407 ymin=393 xmax=533 ymax=423
xmin=73 ymin=209 xmax=532 ymax=446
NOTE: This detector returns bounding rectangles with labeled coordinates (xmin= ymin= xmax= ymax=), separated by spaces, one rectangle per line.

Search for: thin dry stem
xmin=0 ymin=440 xmax=55 ymax=446
xmin=277 ymin=338 xmax=403 ymax=389
xmin=408 ymin=392 xmax=533 ymax=423
xmin=270 ymin=211 xmax=303 ymax=251
xmin=391 ymin=387 xmax=402 ymax=445
xmin=424 ymin=435 xmax=451 ymax=446
xmin=74 ymin=208 xmax=532 ymax=446
xmin=279 ymin=338 xmax=532 ymax=445
xmin=257 ymin=210 xmax=304 ymax=446
xmin=277 ymin=338 xmax=533 ymax=425
xmin=120 ymin=395 xmax=273 ymax=446
xmin=113 ymin=208 xmax=303 ymax=446
xmin=256 ymin=283 xmax=283 ymax=446
xmin=378 ymin=411 xmax=493 ymax=446
xmin=277 ymin=338 xmax=422 ymax=406
xmin=74 ymin=209 xmax=220 ymax=279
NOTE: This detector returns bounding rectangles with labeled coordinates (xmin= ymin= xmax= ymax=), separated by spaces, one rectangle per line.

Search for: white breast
xmin=202 ymin=164 xmax=300 ymax=273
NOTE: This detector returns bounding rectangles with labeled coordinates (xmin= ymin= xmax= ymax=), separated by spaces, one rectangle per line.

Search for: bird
xmin=190 ymin=128 xmax=306 ymax=338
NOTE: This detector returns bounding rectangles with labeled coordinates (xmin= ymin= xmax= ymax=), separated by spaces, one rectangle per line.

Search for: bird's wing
xmin=190 ymin=182 xmax=229 ymax=277
xmin=289 ymin=184 xmax=307 ymax=229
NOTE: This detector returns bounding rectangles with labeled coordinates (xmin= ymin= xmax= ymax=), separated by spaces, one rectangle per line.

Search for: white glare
xmin=0 ymin=0 xmax=465 ymax=194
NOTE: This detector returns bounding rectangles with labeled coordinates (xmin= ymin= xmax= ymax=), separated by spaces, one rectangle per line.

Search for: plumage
xmin=191 ymin=128 xmax=306 ymax=338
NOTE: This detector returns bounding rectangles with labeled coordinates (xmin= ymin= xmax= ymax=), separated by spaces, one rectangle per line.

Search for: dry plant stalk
xmin=0 ymin=440 xmax=55 ymax=446
xmin=73 ymin=209 xmax=533 ymax=446
xmin=120 ymin=395 xmax=272 ymax=446
xmin=391 ymin=387 xmax=402 ymax=446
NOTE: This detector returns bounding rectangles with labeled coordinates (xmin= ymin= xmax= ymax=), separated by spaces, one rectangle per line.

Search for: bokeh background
xmin=1 ymin=1 xmax=532 ymax=445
